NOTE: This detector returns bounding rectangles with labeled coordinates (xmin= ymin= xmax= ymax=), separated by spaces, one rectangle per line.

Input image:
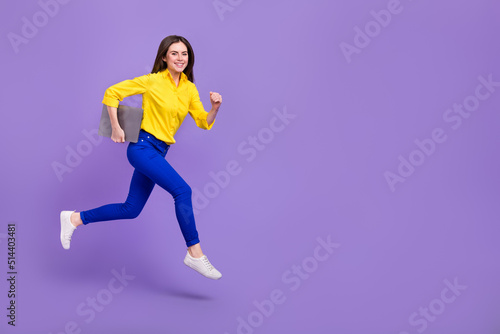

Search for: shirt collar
xmin=161 ymin=68 xmax=187 ymax=83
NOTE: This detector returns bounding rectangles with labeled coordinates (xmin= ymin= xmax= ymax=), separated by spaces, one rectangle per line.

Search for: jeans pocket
xmin=127 ymin=139 xmax=160 ymax=167
xmin=127 ymin=141 xmax=145 ymax=165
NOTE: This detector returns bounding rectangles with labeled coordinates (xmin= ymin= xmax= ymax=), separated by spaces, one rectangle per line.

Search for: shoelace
xmin=64 ymin=225 xmax=75 ymax=241
xmin=63 ymin=231 xmax=73 ymax=242
xmin=201 ymin=257 xmax=214 ymax=271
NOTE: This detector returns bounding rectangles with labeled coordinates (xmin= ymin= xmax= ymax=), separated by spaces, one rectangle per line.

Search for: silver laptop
xmin=98 ymin=104 xmax=143 ymax=143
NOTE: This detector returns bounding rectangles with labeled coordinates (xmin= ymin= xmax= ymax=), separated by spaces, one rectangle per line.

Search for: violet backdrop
xmin=1 ymin=0 xmax=499 ymax=333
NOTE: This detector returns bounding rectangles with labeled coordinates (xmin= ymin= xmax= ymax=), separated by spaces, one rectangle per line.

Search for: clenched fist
xmin=210 ymin=91 xmax=222 ymax=110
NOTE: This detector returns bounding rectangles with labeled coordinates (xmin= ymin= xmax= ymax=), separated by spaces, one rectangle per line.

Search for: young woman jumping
xmin=60 ymin=35 xmax=222 ymax=280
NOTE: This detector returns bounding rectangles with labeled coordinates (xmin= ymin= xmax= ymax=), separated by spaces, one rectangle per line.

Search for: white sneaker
xmin=60 ymin=210 xmax=76 ymax=250
xmin=184 ymin=251 xmax=222 ymax=280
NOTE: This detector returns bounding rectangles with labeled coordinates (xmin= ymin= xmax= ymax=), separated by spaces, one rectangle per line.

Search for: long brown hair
xmin=151 ymin=35 xmax=195 ymax=82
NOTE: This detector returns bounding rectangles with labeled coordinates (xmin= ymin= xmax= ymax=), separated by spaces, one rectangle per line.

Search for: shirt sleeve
xmin=102 ymin=73 xmax=150 ymax=108
xmin=188 ymin=84 xmax=214 ymax=130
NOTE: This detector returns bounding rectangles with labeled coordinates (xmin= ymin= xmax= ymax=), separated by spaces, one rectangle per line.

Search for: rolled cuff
xmin=80 ymin=211 xmax=90 ymax=225
xmin=186 ymin=236 xmax=200 ymax=247
xmin=102 ymin=96 xmax=120 ymax=108
xmin=193 ymin=113 xmax=215 ymax=130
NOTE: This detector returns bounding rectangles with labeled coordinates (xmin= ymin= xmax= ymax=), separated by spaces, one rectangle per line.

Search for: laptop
xmin=98 ymin=104 xmax=143 ymax=143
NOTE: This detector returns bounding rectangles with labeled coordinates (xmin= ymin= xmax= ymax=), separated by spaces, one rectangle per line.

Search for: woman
xmin=60 ymin=35 xmax=222 ymax=280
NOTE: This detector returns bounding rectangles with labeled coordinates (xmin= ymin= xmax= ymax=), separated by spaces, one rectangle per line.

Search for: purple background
xmin=1 ymin=0 xmax=500 ymax=333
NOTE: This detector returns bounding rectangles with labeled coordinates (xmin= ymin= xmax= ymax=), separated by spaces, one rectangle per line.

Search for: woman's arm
xmin=102 ymin=73 xmax=150 ymax=143
xmin=188 ymin=87 xmax=221 ymax=130
xmin=107 ymin=105 xmax=125 ymax=143
xmin=207 ymin=91 xmax=222 ymax=126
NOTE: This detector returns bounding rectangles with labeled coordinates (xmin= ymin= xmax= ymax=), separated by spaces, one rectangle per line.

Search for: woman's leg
xmin=77 ymin=169 xmax=155 ymax=225
xmin=69 ymin=139 xmax=156 ymax=227
xmin=60 ymin=168 xmax=154 ymax=249
xmin=132 ymin=152 xmax=221 ymax=278
xmin=130 ymin=148 xmax=201 ymax=248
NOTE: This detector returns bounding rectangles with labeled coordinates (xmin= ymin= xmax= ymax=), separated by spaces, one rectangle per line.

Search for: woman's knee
xmin=121 ymin=202 xmax=144 ymax=219
xmin=173 ymin=184 xmax=192 ymax=200
xmin=182 ymin=184 xmax=192 ymax=196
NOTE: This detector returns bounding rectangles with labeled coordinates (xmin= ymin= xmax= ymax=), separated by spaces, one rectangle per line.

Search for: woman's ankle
xmin=70 ymin=212 xmax=83 ymax=227
xmin=188 ymin=243 xmax=204 ymax=258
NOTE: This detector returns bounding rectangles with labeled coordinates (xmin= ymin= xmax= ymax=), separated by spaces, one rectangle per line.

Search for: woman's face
xmin=163 ymin=42 xmax=188 ymax=74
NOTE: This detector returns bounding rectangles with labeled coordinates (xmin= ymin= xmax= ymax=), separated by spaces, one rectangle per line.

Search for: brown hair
xmin=151 ymin=35 xmax=195 ymax=82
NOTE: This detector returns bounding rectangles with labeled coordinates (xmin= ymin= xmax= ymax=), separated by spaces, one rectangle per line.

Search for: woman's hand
xmin=210 ymin=91 xmax=222 ymax=110
xmin=111 ymin=126 xmax=125 ymax=143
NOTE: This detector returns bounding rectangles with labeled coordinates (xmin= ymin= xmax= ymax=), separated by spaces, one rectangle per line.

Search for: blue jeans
xmin=80 ymin=130 xmax=200 ymax=247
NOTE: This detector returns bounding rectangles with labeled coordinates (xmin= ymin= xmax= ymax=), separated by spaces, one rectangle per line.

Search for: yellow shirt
xmin=102 ymin=69 xmax=214 ymax=144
